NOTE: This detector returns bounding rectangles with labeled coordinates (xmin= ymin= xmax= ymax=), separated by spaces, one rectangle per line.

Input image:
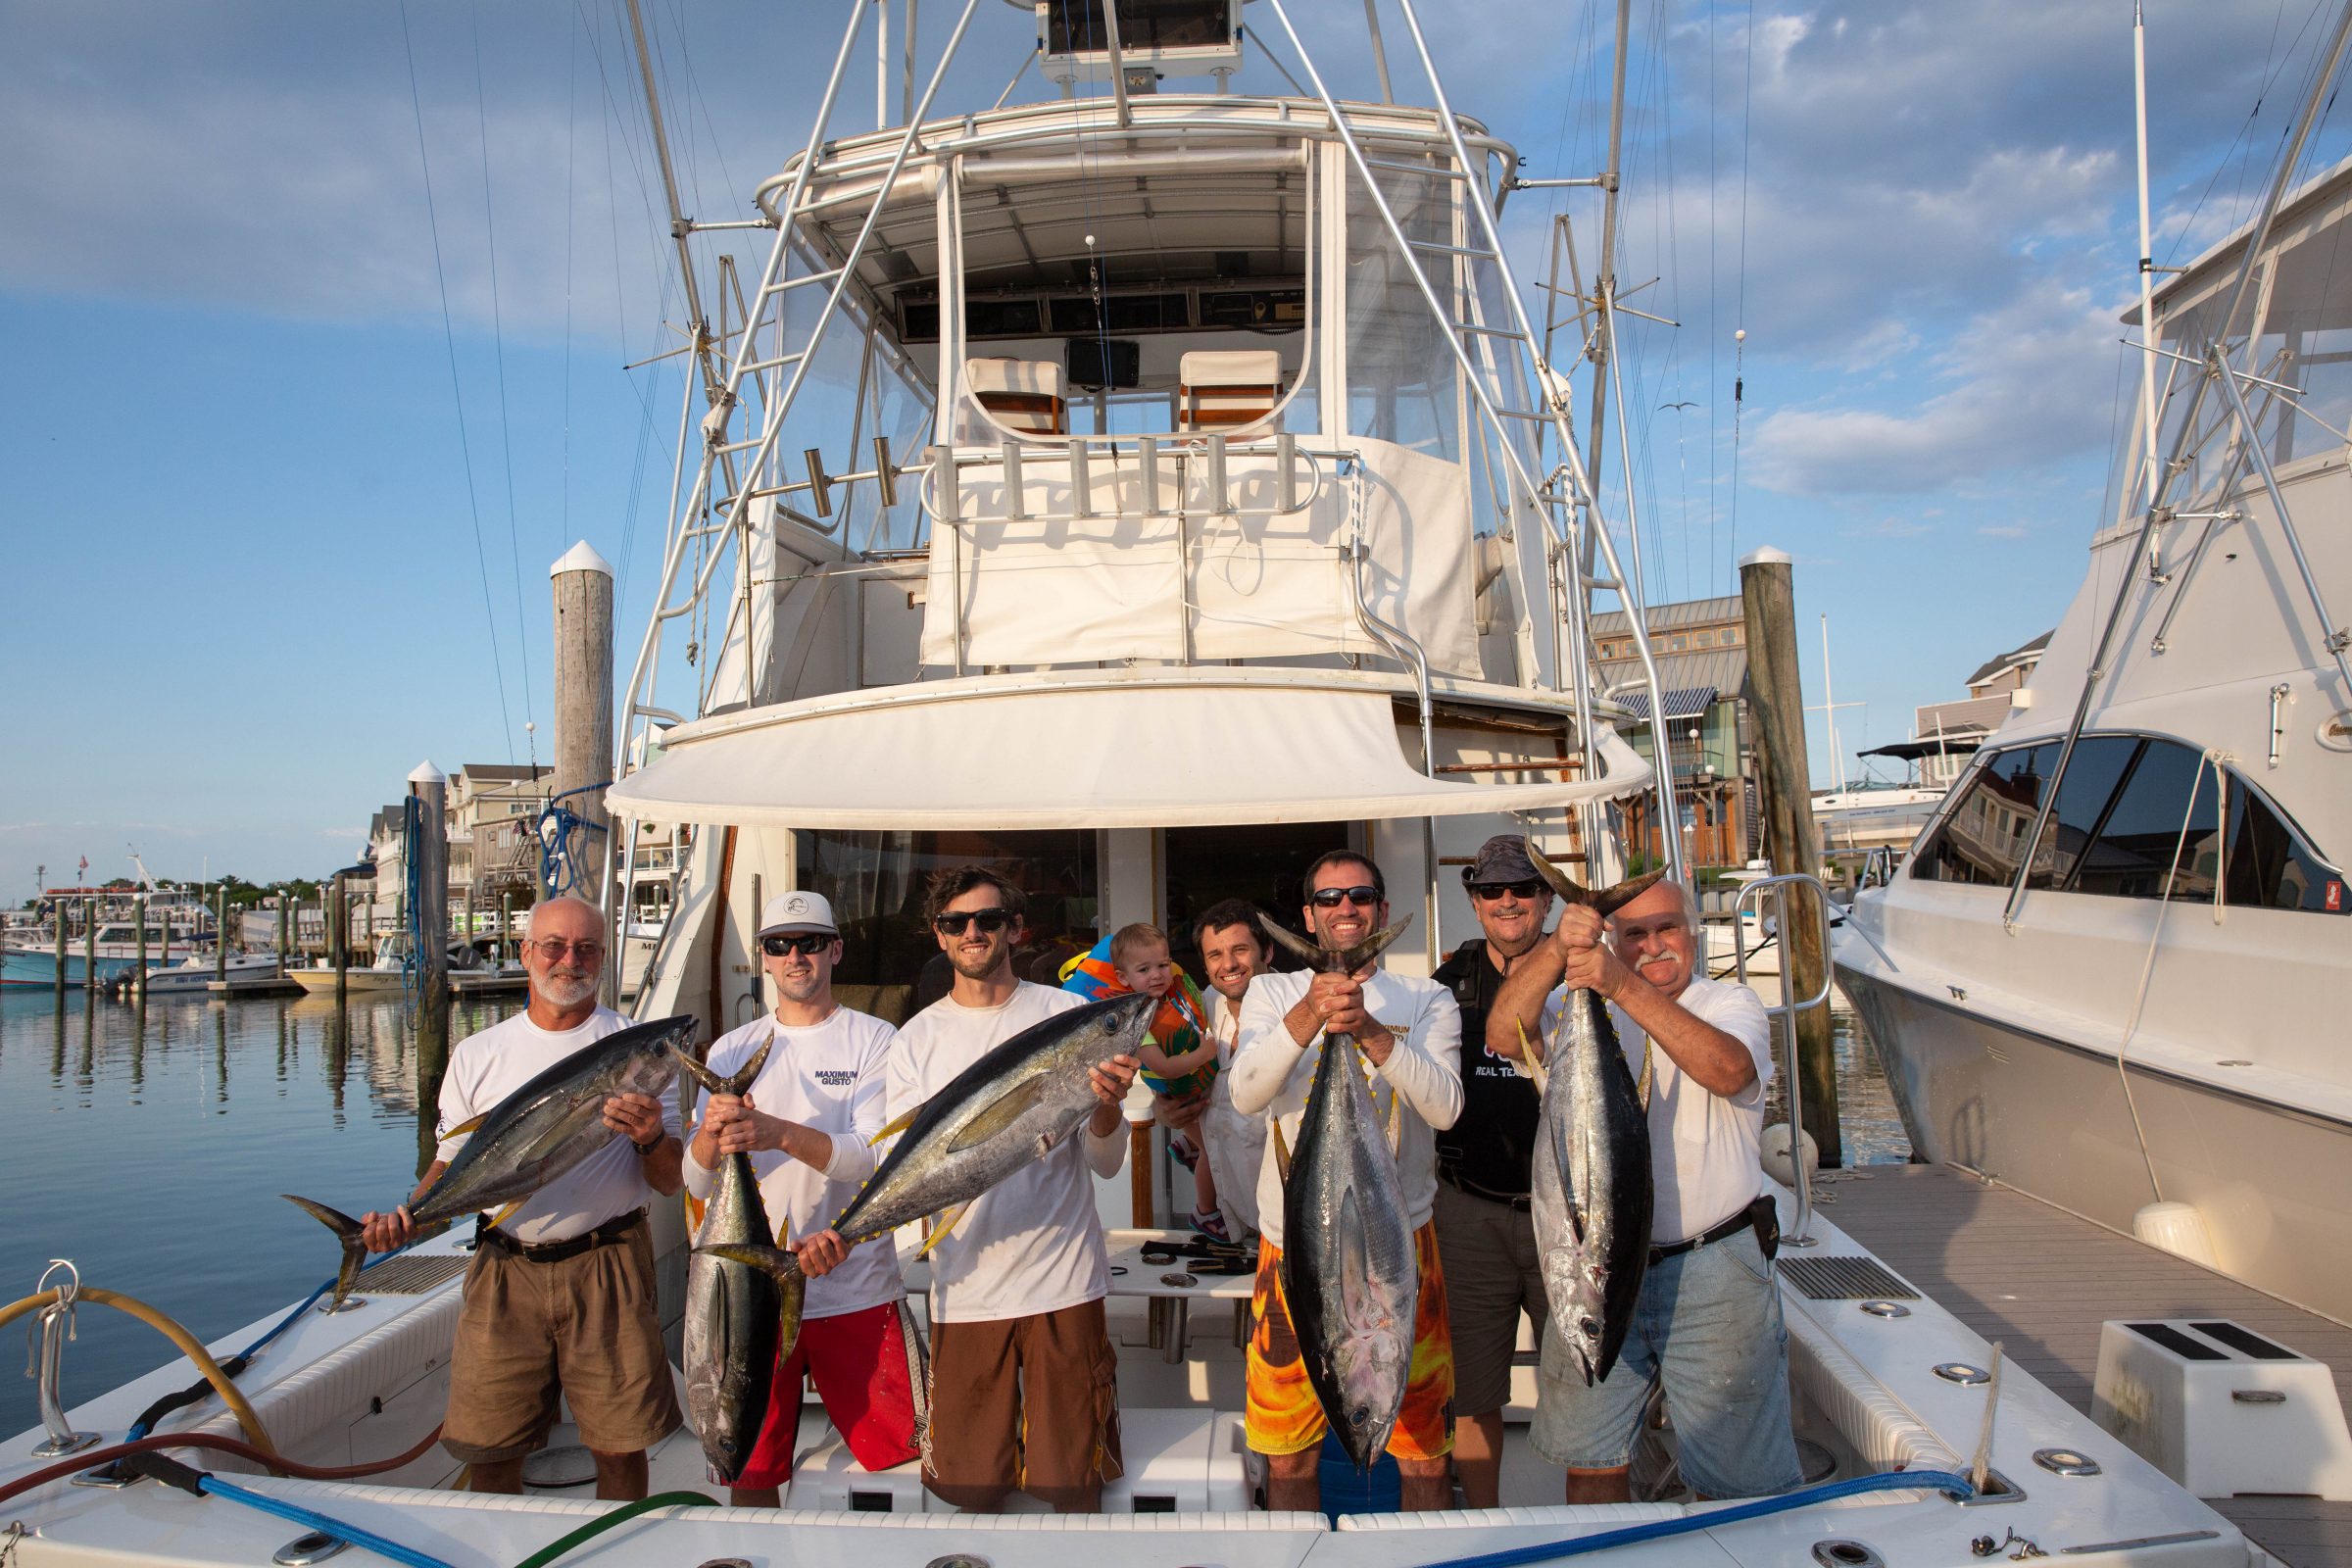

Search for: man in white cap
xmin=685 ymin=890 xmax=922 ymax=1505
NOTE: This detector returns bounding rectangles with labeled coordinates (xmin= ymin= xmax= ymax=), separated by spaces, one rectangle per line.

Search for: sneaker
xmin=1189 ymin=1208 xmax=1232 ymax=1244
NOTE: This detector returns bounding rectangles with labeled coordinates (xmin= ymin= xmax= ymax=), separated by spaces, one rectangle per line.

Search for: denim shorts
xmin=1528 ymin=1226 xmax=1802 ymax=1498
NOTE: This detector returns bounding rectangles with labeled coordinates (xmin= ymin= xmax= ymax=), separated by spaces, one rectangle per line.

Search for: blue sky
xmin=5 ymin=0 xmax=2347 ymax=897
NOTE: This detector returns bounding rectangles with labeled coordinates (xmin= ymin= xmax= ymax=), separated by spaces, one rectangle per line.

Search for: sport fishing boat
xmin=1835 ymin=15 xmax=2352 ymax=1328
xmin=0 ymin=894 xmax=214 ymax=988
xmin=0 ymin=2 xmax=2288 ymax=1562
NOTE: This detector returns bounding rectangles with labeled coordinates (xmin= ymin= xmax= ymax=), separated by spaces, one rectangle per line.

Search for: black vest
xmin=1431 ymin=938 xmax=1542 ymax=1199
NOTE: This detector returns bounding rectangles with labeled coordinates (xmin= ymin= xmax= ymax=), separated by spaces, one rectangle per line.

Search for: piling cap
xmin=1738 ymin=545 xmax=1792 ymax=568
xmin=408 ymin=760 xmax=448 ymax=787
xmin=551 ymin=540 xmax=614 ymax=579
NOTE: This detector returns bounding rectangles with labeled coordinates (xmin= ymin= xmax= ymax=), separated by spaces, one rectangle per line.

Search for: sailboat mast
xmin=2132 ymin=2 xmax=2160 ymax=513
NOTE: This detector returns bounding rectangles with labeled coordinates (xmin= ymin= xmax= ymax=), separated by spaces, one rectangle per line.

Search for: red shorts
xmin=734 ymin=1298 xmax=926 ymax=1490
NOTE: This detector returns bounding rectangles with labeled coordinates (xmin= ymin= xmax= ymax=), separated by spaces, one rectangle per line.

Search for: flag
xmin=77 ymin=856 xmax=87 ymax=881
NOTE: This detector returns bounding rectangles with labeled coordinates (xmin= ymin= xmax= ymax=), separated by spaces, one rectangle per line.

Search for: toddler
xmin=1063 ymin=922 xmax=1224 ymax=1238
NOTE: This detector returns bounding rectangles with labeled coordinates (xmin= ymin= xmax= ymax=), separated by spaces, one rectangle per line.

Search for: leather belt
xmin=1648 ymin=1203 xmax=1754 ymax=1266
xmin=475 ymin=1207 xmax=645 ymax=1264
xmin=1438 ymin=1166 xmax=1532 ymax=1213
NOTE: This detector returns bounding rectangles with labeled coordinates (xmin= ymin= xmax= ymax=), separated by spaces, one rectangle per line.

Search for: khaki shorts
xmin=1432 ymin=1178 xmax=1547 ymax=1417
xmin=924 ymin=1299 xmax=1123 ymax=1511
xmin=441 ymin=1218 xmax=682 ymax=1465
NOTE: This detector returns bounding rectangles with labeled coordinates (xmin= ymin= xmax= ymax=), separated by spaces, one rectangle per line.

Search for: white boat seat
xmin=966 ymin=357 xmax=1067 ymax=434
xmin=1178 ymin=350 xmax=1286 ymax=431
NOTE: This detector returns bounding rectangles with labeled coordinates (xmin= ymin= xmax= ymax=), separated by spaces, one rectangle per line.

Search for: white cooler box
xmin=2091 ymin=1317 xmax=2352 ymax=1500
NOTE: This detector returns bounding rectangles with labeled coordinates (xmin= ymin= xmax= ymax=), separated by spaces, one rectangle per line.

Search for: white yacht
xmin=1835 ymin=126 xmax=2352 ymax=1317
xmin=0 ymin=3 xmax=2290 ymax=1562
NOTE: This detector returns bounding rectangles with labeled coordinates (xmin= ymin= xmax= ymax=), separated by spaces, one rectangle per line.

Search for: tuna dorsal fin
xmin=916 ymin=1200 xmax=974 ymax=1257
xmin=949 ymin=1076 xmax=1048 ymax=1153
xmin=867 ymin=1105 xmax=921 ymax=1147
xmin=1522 ymin=838 xmax=1667 ymax=917
xmin=1255 ymin=911 xmax=1416 ymax=973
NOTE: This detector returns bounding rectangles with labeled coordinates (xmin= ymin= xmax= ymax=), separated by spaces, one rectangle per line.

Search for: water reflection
xmin=1760 ymin=994 xmax=1912 ymax=1167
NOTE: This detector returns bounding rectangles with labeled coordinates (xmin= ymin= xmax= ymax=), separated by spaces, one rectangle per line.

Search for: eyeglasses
xmin=933 ymin=909 xmax=1014 ymax=936
xmin=760 ymin=932 xmax=833 ymax=957
xmin=1307 ymin=885 xmax=1383 ymax=908
xmin=1470 ymin=879 xmax=1545 ymax=902
xmin=530 ymin=938 xmax=604 ymax=960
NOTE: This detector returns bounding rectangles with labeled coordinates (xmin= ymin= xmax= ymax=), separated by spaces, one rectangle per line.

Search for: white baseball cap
xmin=757 ymin=890 xmax=839 ymax=938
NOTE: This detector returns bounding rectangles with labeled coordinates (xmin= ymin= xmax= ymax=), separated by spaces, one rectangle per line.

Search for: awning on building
xmin=1612 ymin=685 xmax=1719 ymax=722
xmin=606 ymin=672 xmax=1656 ymax=830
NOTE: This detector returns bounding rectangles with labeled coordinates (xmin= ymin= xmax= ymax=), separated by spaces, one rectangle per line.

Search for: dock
xmin=204 ymin=974 xmax=305 ymax=998
xmin=1826 ymin=1162 xmax=2352 ymax=1567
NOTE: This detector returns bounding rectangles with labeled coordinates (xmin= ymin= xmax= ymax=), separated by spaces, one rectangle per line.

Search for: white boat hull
xmin=1836 ymin=955 xmax=2352 ymax=1327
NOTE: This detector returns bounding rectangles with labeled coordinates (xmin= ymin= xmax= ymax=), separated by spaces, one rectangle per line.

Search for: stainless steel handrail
xmin=1734 ymin=872 xmax=1835 ymax=1248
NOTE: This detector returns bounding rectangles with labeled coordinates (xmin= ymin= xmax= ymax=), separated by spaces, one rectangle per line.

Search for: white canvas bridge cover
xmin=920 ymin=436 xmax=1479 ymax=677
xmin=606 ymin=674 xmax=1653 ymax=831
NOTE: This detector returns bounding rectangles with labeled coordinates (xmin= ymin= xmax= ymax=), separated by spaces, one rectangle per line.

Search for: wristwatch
xmin=632 ymin=1133 xmax=662 ymax=1155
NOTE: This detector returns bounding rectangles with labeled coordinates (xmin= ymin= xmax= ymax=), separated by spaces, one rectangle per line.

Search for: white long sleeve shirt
xmin=1228 ymin=968 xmax=1463 ymax=1251
xmin=682 ymin=1005 xmax=902 ymax=1320
xmin=886 ymin=983 xmax=1127 ymax=1323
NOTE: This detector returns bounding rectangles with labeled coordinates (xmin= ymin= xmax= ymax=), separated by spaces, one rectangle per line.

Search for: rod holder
xmin=1069 ymin=438 xmax=1094 ymax=517
xmin=1204 ymin=434 xmax=1229 ymax=514
xmin=1001 ymin=440 xmax=1026 ymax=519
xmin=1275 ymin=432 xmax=1299 ymax=514
xmin=28 ymin=1260 xmax=97 ymax=1458
xmin=873 ymin=437 xmax=898 ymax=507
xmin=804 ymin=448 xmax=833 ymax=517
xmin=1140 ymin=436 xmax=1162 ymax=515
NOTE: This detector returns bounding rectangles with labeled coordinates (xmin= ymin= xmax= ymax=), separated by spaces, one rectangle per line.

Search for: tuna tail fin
xmin=282 ymin=1195 xmax=368 ymax=1312
xmin=695 ymin=1242 xmax=807 ymax=1285
xmin=676 ymin=1032 xmax=775 ymax=1101
xmin=1521 ymin=838 xmax=1666 ymax=917
xmin=1255 ymin=911 xmax=1417 ymax=973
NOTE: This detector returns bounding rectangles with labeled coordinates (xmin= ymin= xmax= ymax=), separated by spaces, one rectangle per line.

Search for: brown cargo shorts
xmin=1433 ymin=1178 xmax=1547 ymax=1418
xmin=440 ymin=1217 xmax=683 ymax=1465
xmin=923 ymin=1298 xmax=1123 ymax=1512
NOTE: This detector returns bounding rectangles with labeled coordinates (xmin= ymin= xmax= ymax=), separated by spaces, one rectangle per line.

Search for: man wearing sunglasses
xmin=825 ymin=865 xmax=1139 ymax=1512
xmin=358 ymin=895 xmax=681 ymax=1500
xmin=683 ymin=891 xmax=920 ymax=1505
xmin=1229 ymin=851 xmax=1464 ymax=1513
xmin=1429 ymin=835 xmax=1558 ymax=1507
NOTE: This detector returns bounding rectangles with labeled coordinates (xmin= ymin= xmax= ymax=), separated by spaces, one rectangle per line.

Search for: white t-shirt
xmin=1228 ymin=968 xmax=1463 ymax=1252
xmin=1200 ymin=990 xmax=1267 ymax=1238
xmin=433 ymin=1006 xmax=681 ymax=1245
xmin=887 ymin=982 xmax=1126 ymax=1324
xmin=681 ymin=1005 xmax=901 ymax=1320
xmin=1532 ymin=974 xmax=1774 ymax=1244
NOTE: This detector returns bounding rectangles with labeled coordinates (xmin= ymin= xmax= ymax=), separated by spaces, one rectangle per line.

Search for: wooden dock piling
xmin=276 ymin=896 xmax=289 ymax=980
xmin=214 ymin=888 xmax=228 ymax=984
xmin=411 ymin=761 xmax=452 ymax=1178
xmin=1738 ymin=546 xmax=1843 ymax=1168
xmin=331 ymin=871 xmax=349 ymax=1001
xmin=553 ymin=541 xmax=615 ymax=1004
xmin=53 ymin=908 xmax=66 ymax=991
xmin=83 ymin=898 xmax=98 ymax=992
xmin=135 ymin=898 xmax=148 ymax=996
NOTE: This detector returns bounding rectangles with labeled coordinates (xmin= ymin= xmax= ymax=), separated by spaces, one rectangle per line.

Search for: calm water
xmin=0 ymin=986 xmax=1909 ymax=1441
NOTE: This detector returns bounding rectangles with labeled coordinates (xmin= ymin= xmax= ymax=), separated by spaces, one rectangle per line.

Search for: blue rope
xmin=1406 ymin=1470 xmax=1979 ymax=1568
xmin=535 ymin=782 xmax=610 ymax=899
xmin=402 ymin=795 xmax=426 ymax=1002
xmin=199 ymin=1474 xmax=458 ymax=1568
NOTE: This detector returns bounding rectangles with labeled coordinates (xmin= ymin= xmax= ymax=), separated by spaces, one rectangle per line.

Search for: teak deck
xmin=1824 ymin=1162 xmax=2352 ymax=1567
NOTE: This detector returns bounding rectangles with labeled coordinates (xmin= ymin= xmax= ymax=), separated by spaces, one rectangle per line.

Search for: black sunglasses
xmin=1470 ymin=879 xmax=1545 ymax=901
xmin=1307 ymin=885 xmax=1383 ymax=908
xmin=760 ymin=932 xmax=833 ymax=957
xmin=933 ymin=909 xmax=1015 ymax=936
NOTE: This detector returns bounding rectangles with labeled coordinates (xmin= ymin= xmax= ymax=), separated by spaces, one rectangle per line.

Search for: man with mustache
xmin=1487 ymin=876 xmax=1800 ymax=1504
xmin=358 ymin=895 xmax=682 ymax=1500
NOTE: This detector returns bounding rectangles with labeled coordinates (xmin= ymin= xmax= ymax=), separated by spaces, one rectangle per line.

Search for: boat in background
xmin=1837 ymin=115 xmax=2352 ymax=1320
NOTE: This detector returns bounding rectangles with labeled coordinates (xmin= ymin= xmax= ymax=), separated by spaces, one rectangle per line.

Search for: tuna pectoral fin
xmin=950 ymin=1078 xmax=1048 ymax=1153
xmin=488 ymin=1200 xmax=525 ymax=1232
xmin=439 ymin=1112 xmax=487 ymax=1142
xmin=695 ymin=1242 xmax=806 ymax=1284
xmin=867 ymin=1106 xmax=921 ymax=1147
xmin=282 ymin=1195 xmax=368 ymax=1310
xmin=1271 ymin=1121 xmax=1294 ymax=1185
xmin=915 ymin=1201 xmax=974 ymax=1258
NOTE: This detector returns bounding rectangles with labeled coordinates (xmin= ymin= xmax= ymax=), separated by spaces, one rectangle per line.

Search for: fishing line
xmin=399 ymin=0 xmax=519 ymax=763
xmin=471 ymin=12 xmax=541 ymax=760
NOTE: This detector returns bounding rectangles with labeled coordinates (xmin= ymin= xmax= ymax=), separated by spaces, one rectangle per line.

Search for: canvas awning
xmin=606 ymin=672 xmax=1654 ymax=831
xmin=1612 ymin=685 xmax=1718 ymax=722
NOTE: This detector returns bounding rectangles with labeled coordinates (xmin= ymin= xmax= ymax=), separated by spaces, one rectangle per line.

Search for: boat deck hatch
xmin=2126 ymin=1322 xmax=2226 ymax=1360
xmin=352 ymin=1254 xmax=473 ymax=1295
xmin=2189 ymin=1321 xmax=2302 ymax=1359
xmin=1778 ymin=1255 xmax=1919 ymax=1301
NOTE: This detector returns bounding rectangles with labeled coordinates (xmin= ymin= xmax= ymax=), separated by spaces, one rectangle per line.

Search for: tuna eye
xmin=1580 ymin=1317 xmax=1601 ymax=1339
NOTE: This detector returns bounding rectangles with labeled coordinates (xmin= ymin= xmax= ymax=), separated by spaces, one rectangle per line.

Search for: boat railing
xmin=1735 ymin=871 xmax=1836 ymax=1247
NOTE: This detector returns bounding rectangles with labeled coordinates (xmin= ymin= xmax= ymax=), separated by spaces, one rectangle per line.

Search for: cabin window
xmin=793 ymin=829 xmax=1102 ymax=1007
xmin=1909 ymin=743 xmax=2055 ymax=886
xmin=1344 ymin=153 xmax=1460 ymax=460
